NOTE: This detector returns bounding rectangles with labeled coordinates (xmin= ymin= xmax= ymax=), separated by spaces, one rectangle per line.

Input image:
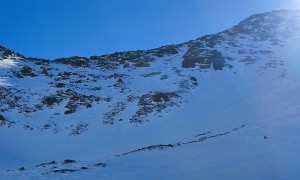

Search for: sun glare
xmin=291 ymin=0 xmax=300 ymax=9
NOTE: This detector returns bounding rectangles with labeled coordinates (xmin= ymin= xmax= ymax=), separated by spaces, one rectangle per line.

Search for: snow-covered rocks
xmin=1 ymin=9 xmax=300 ymax=179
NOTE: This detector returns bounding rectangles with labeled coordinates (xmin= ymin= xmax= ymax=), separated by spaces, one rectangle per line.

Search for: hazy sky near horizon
xmin=1 ymin=0 xmax=300 ymax=59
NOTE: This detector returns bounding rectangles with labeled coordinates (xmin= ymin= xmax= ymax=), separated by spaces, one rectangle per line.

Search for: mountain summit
xmin=1 ymin=10 xmax=300 ymax=179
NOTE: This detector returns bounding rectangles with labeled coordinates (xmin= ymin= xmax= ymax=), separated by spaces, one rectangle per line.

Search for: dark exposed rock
xmin=23 ymin=124 xmax=34 ymax=131
xmin=90 ymin=87 xmax=102 ymax=91
xmin=55 ymin=83 xmax=66 ymax=88
xmin=190 ymin=76 xmax=197 ymax=82
xmin=107 ymin=73 xmax=128 ymax=80
xmin=42 ymin=95 xmax=59 ymax=106
xmin=0 ymin=10 xmax=293 ymax=134
xmin=25 ymin=57 xmax=49 ymax=65
xmin=41 ymin=122 xmax=61 ymax=134
xmin=14 ymin=72 xmax=24 ymax=78
xmin=69 ymin=123 xmax=88 ymax=136
xmin=160 ymin=74 xmax=168 ymax=80
xmin=40 ymin=89 xmax=101 ymax=115
xmin=0 ymin=114 xmax=14 ymax=128
xmin=91 ymin=50 xmax=155 ymax=68
xmin=51 ymin=169 xmax=77 ymax=173
xmin=121 ymin=144 xmax=174 ymax=156
xmin=36 ymin=161 xmax=58 ymax=167
xmin=57 ymin=71 xmax=77 ymax=80
xmin=223 ymin=12 xmax=286 ymax=41
xmin=147 ymin=45 xmax=178 ymax=57
xmin=0 ymin=114 xmax=4 ymax=121
xmin=152 ymin=92 xmax=176 ymax=103
xmin=90 ymin=56 xmax=119 ymax=70
xmin=130 ymin=92 xmax=180 ymax=123
xmin=211 ymin=50 xmax=226 ymax=70
xmin=18 ymin=167 xmax=25 ymax=171
xmin=41 ymin=68 xmax=49 ymax=76
xmin=93 ymin=163 xmax=106 ymax=167
xmin=127 ymin=95 xmax=136 ymax=102
xmin=0 ymin=47 xmax=24 ymax=59
xmin=197 ymin=34 xmax=225 ymax=48
xmin=132 ymin=57 xmax=153 ymax=67
xmin=63 ymin=90 xmax=100 ymax=115
xmin=140 ymin=72 xmax=161 ymax=78
xmin=103 ymin=102 xmax=127 ymax=124
xmin=52 ymin=56 xmax=90 ymax=67
xmin=20 ymin=66 xmax=36 ymax=77
xmin=182 ymin=48 xmax=228 ymax=70
xmin=62 ymin=159 xmax=76 ymax=164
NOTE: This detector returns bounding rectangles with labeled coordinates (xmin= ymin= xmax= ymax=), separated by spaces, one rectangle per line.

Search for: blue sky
xmin=1 ymin=0 xmax=300 ymax=59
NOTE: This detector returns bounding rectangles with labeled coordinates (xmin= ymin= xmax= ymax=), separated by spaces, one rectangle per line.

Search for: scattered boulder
xmin=93 ymin=163 xmax=106 ymax=167
xmin=55 ymin=83 xmax=66 ymax=88
xmin=0 ymin=114 xmax=5 ymax=121
xmin=62 ymin=159 xmax=75 ymax=164
xmin=18 ymin=167 xmax=25 ymax=171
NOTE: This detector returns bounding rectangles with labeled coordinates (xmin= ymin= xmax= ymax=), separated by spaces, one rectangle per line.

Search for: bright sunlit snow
xmin=0 ymin=58 xmax=18 ymax=68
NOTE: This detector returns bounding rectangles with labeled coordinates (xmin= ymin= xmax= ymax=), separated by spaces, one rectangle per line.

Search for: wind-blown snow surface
xmin=1 ymin=10 xmax=300 ymax=179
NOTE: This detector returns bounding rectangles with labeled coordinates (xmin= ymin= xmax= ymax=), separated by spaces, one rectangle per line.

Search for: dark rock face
xmin=90 ymin=45 xmax=177 ymax=69
xmin=197 ymin=34 xmax=225 ymax=48
xmin=152 ymin=92 xmax=177 ymax=103
xmin=182 ymin=47 xmax=227 ymax=70
xmin=25 ymin=57 xmax=49 ymax=65
xmin=148 ymin=45 xmax=178 ymax=57
xmin=63 ymin=90 xmax=100 ymax=115
xmin=0 ymin=46 xmax=6 ymax=51
xmin=0 ymin=46 xmax=24 ymax=59
xmin=52 ymin=56 xmax=90 ymax=67
xmin=2 ymin=49 xmax=14 ymax=59
xmin=211 ymin=50 xmax=226 ymax=70
xmin=0 ymin=114 xmax=5 ymax=121
xmin=20 ymin=66 xmax=36 ymax=77
xmin=182 ymin=34 xmax=234 ymax=70
xmin=91 ymin=50 xmax=153 ymax=69
xmin=42 ymin=95 xmax=59 ymax=106
xmin=41 ymin=89 xmax=101 ymax=115
xmin=62 ymin=159 xmax=76 ymax=164
xmin=55 ymin=83 xmax=66 ymax=88
xmin=41 ymin=68 xmax=49 ymax=76
xmin=18 ymin=167 xmax=25 ymax=171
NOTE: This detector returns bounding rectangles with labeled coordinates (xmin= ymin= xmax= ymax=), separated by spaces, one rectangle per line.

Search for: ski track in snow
xmin=2 ymin=123 xmax=247 ymax=177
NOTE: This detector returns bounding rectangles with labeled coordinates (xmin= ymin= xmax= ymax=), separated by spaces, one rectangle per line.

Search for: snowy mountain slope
xmin=1 ymin=9 xmax=300 ymax=179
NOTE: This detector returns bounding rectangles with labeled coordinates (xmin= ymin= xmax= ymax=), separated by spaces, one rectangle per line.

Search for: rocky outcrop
xmin=0 ymin=114 xmax=5 ymax=121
